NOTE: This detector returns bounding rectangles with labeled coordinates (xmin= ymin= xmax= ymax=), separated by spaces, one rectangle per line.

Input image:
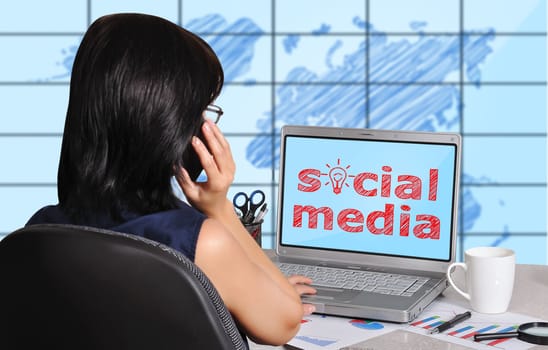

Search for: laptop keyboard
xmin=277 ymin=263 xmax=429 ymax=297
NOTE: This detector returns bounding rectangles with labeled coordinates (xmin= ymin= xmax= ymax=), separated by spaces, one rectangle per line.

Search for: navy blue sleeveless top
xmin=26 ymin=200 xmax=206 ymax=262
xmin=26 ymin=200 xmax=250 ymax=347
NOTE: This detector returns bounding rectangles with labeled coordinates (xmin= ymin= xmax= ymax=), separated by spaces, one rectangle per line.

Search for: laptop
xmin=272 ymin=125 xmax=461 ymax=323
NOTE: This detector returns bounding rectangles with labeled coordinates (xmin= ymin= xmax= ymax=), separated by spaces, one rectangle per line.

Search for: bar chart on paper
xmin=407 ymin=301 xmax=544 ymax=350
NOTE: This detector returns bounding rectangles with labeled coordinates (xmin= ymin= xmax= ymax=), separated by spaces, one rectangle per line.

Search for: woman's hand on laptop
xmin=288 ymin=275 xmax=317 ymax=315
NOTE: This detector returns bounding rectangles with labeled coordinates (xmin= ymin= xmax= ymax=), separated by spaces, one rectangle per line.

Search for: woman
xmin=27 ymin=13 xmax=315 ymax=345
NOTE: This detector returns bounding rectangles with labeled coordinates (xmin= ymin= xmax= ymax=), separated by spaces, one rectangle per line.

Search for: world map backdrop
xmin=0 ymin=0 xmax=546 ymax=263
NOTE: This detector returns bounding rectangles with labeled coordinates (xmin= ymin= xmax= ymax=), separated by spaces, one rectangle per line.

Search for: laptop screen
xmin=279 ymin=134 xmax=458 ymax=262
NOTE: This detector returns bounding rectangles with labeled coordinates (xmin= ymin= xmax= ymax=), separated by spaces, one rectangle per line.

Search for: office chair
xmin=0 ymin=224 xmax=248 ymax=350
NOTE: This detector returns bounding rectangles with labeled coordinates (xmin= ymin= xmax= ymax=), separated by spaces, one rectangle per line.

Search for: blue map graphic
xmin=50 ymin=14 xmax=500 ymax=246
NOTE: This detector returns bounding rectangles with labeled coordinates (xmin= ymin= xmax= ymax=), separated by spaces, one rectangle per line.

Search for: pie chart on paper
xmin=349 ymin=319 xmax=384 ymax=330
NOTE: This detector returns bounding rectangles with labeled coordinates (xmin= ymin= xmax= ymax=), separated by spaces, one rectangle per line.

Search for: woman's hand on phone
xmin=176 ymin=119 xmax=236 ymax=217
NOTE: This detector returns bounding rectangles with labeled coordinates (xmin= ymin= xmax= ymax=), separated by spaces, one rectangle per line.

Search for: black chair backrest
xmin=0 ymin=224 xmax=247 ymax=350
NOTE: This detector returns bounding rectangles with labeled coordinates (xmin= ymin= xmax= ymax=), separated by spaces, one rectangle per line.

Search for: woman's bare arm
xmin=176 ymin=119 xmax=315 ymax=344
xmin=195 ymin=218 xmax=303 ymax=344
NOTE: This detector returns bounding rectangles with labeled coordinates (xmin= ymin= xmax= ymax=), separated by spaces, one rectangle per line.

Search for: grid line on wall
xmin=1 ymin=81 xmax=546 ymax=87
xmin=458 ymin=0 xmax=466 ymax=261
xmin=2 ymin=32 xmax=548 ymax=36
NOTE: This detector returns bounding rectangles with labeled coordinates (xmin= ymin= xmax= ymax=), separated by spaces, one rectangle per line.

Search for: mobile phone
xmin=181 ymin=126 xmax=207 ymax=181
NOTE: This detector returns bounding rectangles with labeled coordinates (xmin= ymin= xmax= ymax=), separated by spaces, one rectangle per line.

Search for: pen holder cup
xmin=243 ymin=220 xmax=263 ymax=246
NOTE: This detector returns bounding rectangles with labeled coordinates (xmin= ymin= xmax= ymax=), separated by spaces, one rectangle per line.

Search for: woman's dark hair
xmin=58 ymin=13 xmax=224 ymax=221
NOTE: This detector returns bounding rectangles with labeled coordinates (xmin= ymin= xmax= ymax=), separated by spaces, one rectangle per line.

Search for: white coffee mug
xmin=447 ymin=246 xmax=515 ymax=314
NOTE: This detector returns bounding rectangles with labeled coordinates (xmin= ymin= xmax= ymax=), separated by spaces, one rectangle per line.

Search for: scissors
xmin=232 ymin=190 xmax=265 ymax=223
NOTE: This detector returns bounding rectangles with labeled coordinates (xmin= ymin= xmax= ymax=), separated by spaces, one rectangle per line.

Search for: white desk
xmin=250 ymin=263 xmax=548 ymax=349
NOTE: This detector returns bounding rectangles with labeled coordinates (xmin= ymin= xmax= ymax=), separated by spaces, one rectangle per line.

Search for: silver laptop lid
xmin=276 ymin=125 xmax=461 ymax=274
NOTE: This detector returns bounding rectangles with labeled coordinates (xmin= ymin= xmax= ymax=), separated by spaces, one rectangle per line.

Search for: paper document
xmin=406 ymin=300 xmax=545 ymax=350
xmin=289 ymin=314 xmax=399 ymax=350
xmin=288 ymin=300 xmax=546 ymax=350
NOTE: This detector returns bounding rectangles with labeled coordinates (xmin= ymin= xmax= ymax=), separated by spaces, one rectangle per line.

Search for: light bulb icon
xmin=328 ymin=166 xmax=347 ymax=194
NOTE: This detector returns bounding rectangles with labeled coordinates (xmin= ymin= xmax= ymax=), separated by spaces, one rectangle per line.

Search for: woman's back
xmin=25 ymin=13 xmax=315 ymax=346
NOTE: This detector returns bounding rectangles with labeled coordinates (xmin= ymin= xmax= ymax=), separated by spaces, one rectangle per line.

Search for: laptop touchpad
xmin=304 ymin=287 xmax=360 ymax=302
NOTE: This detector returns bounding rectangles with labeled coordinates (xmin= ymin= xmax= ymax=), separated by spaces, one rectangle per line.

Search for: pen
xmin=429 ymin=311 xmax=471 ymax=334
xmin=252 ymin=203 xmax=268 ymax=224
